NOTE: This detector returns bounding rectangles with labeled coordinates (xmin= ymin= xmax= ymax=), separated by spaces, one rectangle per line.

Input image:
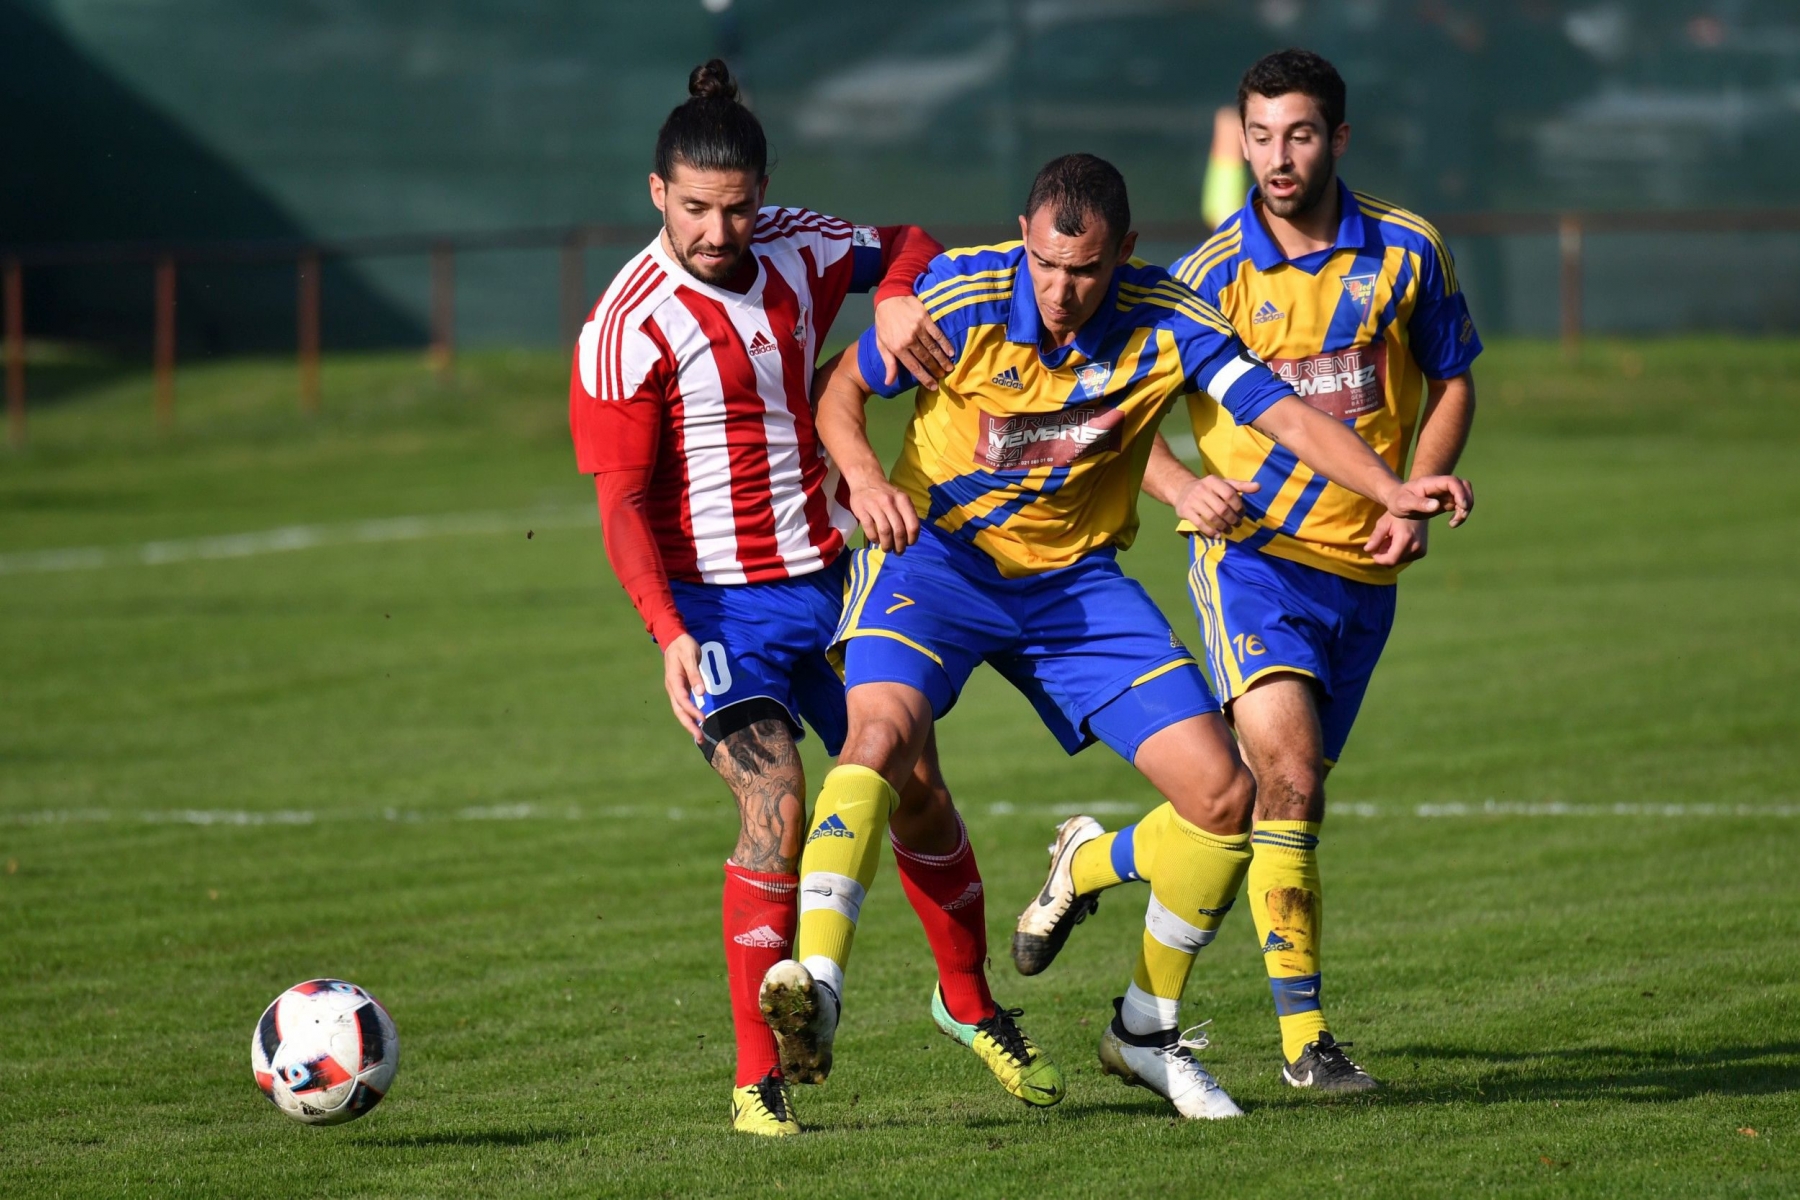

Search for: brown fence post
xmin=429 ymin=241 xmax=455 ymax=378
xmin=4 ymin=258 xmax=23 ymax=449
xmin=154 ymin=256 xmax=178 ymax=427
xmin=560 ymin=232 xmax=586 ymax=346
xmin=298 ymin=251 xmax=321 ymax=413
xmin=1558 ymin=214 xmax=1583 ymax=360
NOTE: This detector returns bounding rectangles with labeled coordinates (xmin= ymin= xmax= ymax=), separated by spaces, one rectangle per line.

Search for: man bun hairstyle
xmin=1238 ymin=48 xmax=1346 ymax=132
xmin=653 ymin=59 xmax=769 ymax=180
xmin=1024 ymin=153 xmax=1132 ymax=247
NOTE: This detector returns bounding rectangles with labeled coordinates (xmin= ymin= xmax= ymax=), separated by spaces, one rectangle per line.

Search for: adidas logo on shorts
xmin=990 ymin=365 xmax=1024 ymax=389
xmin=732 ymin=924 xmax=788 ymax=948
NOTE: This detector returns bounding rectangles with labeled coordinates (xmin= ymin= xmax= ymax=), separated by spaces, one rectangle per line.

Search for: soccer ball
xmin=252 ymin=978 xmax=399 ymax=1125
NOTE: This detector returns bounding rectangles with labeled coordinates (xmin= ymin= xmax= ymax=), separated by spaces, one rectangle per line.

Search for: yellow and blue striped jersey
xmin=854 ymin=241 xmax=1293 ymax=577
xmin=1171 ymin=180 xmax=1481 ymax=585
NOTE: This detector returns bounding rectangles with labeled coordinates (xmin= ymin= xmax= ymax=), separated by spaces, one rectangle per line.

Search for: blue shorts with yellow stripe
xmin=1186 ymin=536 xmax=1396 ymax=765
xmin=835 ymin=526 xmax=1218 ymax=761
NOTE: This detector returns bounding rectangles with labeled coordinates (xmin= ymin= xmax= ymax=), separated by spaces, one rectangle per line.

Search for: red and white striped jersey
xmin=571 ymin=207 xmax=887 ymax=586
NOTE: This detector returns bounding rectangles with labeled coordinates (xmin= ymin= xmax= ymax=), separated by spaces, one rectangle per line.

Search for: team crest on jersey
xmin=1340 ymin=273 xmax=1378 ymax=320
xmin=793 ymin=305 xmax=809 ymax=345
xmin=1074 ymin=360 xmax=1113 ymax=399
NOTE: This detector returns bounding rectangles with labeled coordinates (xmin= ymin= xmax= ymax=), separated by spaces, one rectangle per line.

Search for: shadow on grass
xmin=350 ymin=1128 xmax=584 ymax=1149
xmin=1377 ymin=1040 xmax=1800 ymax=1104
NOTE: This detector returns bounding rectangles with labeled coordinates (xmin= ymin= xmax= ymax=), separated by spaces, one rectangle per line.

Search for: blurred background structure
xmin=5 ymin=0 xmax=1800 ymax=371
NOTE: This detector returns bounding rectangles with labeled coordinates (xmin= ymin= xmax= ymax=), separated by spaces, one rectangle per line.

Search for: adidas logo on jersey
xmin=748 ymin=330 xmax=778 ymax=357
xmin=807 ymin=813 xmax=854 ymax=844
xmin=990 ymin=365 xmax=1024 ymax=389
xmin=732 ymin=924 xmax=788 ymax=949
xmin=1253 ymin=299 xmax=1286 ymax=325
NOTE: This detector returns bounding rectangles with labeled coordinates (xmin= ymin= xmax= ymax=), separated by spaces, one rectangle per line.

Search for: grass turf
xmin=1 ymin=338 xmax=1796 ymax=1197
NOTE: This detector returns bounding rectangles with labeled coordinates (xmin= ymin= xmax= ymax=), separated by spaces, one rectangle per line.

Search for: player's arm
xmin=812 ymin=349 xmax=919 ymax=553
xmin=1366 ymin=371 xmax=1477 ymax=565
xmin=862 ymin=225 xmax=956 ymax=390
xmin=569 ymin=326 xmax=706 ymax=741
xmin=1170 ymin=304 xmax=1471 ymax=532
xmin=1249 ymin=396 xmax=1472 ymax=526
xmin=1142 ymin=432 xmax=1261 ymax=539
xmin=1365 ymin=228 xmax=1483 ymax=564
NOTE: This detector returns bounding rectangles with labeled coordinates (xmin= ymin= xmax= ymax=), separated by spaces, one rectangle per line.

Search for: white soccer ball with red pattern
xmin=251 ymin=979 xmax=399 ymax=1125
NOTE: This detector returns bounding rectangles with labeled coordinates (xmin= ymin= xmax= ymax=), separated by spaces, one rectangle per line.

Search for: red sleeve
xmin=872 ymin=225 xmax=945 ymax=304
xmin=594 ymin=471 xmax=687 ymax=649
xmin=569 ymin=313 xmax=685 ymax=647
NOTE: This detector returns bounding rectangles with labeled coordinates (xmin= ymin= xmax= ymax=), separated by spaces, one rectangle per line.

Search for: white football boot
xmin=1011 ymin=815 xmax=1106 ymax=976
xmin=1097 ymin=998 xmax=1244 ymax=1120
xmin=758 ymin=959 xmax=840 ymax=1085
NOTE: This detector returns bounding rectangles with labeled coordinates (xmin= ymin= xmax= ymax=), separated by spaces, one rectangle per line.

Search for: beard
xmin=664 ymin=217 xmax=748 ymax=285
xmin=1258 ymin=163 xmax=1335 ymax=220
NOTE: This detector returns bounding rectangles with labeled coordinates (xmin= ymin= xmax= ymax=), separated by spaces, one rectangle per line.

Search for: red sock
xmin=891 ymin=815 xmax=995 ymax=1025
xmin=721 ymin=861 xmax=797 ymax=1086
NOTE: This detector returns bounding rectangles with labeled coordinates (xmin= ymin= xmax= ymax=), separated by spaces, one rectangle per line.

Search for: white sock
xmin=801 ymin=955 xmax=844 ymax=1006
xmin=1121 ymin=982 xmax=1179 ymax=1036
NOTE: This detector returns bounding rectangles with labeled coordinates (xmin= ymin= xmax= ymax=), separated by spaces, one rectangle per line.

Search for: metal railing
xmin=6 ymin=208 xmax=1800 ymax=449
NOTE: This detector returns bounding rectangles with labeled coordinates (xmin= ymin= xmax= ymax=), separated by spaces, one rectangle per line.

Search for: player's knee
xmin=839 ymin=713 xmax=924 ymax=786
xmin=1179 ymin=761 xmax=1256 ymax=834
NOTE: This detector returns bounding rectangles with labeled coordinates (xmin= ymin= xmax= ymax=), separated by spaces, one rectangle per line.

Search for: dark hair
xmin=1237 ymin=48 xmax=1346 ymax=131
xmin=1024 ymin=153 xmax=1132 ymax=246
xmin=653 ymin=59 xmax=768 ymax=180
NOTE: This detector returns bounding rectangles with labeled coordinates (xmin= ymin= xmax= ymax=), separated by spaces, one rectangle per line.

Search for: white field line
xmin=5 ymin=799 xmax=1795 ymax=829
xmin=0 ymin=506 xmax=593 ymax=576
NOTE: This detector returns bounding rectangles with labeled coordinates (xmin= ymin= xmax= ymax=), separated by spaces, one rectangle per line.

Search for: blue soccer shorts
xmin=668 ymin=555 xmax=849 ymax=757
xmin=1185 ymin=536 xmax=1396 ymax=765
xmin=833 ymin=526 xmax=1219 ymax=763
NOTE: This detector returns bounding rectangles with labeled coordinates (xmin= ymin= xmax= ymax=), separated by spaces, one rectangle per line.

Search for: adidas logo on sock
xmin=990 ymin=365 xmax=1024 ymax=389
xmin=748 ymin=330 xmax=778 ymax=356
xmin=1252 ymin=299 xmax=1285 ymax=325
xmin=1263 ymin=929 xmax=1296 ymax=953
xmin=806 ymin=813 xmax=855 ymax=844
xmin=941 ymin=881 xmax=984 ymax=911
xmin=732 ymin=924 xmax=789 ymax=948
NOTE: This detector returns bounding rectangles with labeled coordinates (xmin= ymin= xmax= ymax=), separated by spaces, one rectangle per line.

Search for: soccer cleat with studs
xmin=730 ymin=1072 xmax=801 ymax=1136
xmin=929 ymin=986 xmax=1065 ymax=1107
xmin=1096 ymin=997 xmax=1244 ymax=1120
xmin=1011 ymin=815 xmax=1105 ymax=975
xmin=758 ymin=959 xmax=839 ymax=1085
xmin=1283 ymin=1031 xmax=1379 ymax=1093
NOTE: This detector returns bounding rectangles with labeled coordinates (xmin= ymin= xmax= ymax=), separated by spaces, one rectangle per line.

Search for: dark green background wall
xmin=8 ymin=0 xmax=1800 ymax=349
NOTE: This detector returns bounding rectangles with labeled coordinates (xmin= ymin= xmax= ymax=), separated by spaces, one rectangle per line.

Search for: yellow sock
xmin=794 ymin=765 xmax=898 ymax=995
xmin=1121 ymin=805 xmax=1250 ymax=1031
xmin=1070 ymin=804 xmax=1175 ymax=894
xmin=1248 ymin=820 xmax=1327 ymax=1061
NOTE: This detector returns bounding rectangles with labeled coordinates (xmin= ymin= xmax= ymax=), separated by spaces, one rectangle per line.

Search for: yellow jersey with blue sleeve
xmin=1170 ymin=180 xmax=1482 ymax=585
xmin=852 ymin=241 xmax=1294 ymax=578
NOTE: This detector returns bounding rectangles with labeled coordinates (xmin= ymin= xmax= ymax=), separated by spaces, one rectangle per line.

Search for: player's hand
xmin=1382 ymin=474 xmax=1473 ymax=527
xmin=1364 ymin=513 xmax=1430 ymax=566
xmin=848 ymin=475 xmax=920 ymax=553
xmin=662 ymin=633 xmax=708 ymax=743
xmin=873 ymin=295 xmax=956 ymax=391
xmin=1174 ymin=475 xmax=1261 ymax=538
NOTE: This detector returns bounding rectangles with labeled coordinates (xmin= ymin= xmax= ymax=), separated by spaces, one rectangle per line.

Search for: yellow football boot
xmin=930 ymin=986 xmax=1065 ymax=1107
xmin=729 ymin=1072 xmax=800 ymax=1137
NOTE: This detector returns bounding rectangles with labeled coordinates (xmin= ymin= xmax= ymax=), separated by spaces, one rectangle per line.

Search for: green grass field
xmin=3 ymin=339 xmax=1797 ymax=1197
